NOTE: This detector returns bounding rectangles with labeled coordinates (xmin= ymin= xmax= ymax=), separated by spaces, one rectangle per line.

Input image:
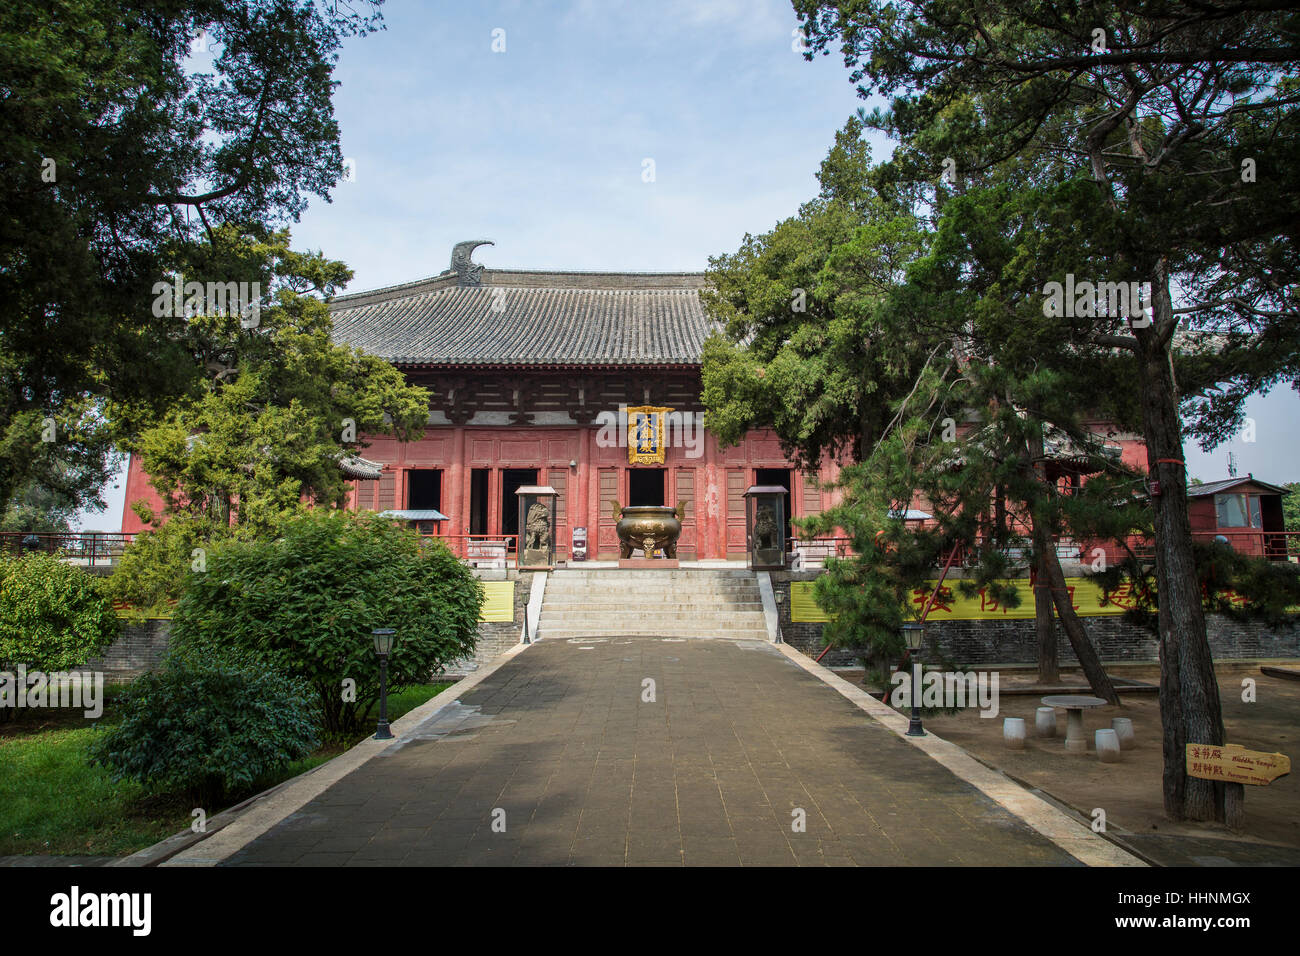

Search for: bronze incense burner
xmin=610 ymin=501 xmax=684 ymax=559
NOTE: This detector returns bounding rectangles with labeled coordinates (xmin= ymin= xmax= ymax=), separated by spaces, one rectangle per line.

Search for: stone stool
xmin=1035 ymin=706 xmax=1057 ymax=738
xmin=1004 ymin=717 xmax=1027 ymax=750
xmin=1096 ymin=728 xmax=1122 ymax=763
xmin=1111 ymin=717 xmax=1135 ymax=749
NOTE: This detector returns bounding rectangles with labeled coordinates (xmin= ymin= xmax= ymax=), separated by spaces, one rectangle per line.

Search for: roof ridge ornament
xmin=450 ymin=239 xmax=494 ymax=287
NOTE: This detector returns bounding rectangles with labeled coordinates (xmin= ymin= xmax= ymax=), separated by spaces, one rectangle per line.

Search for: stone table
xmin=1040 ymin=695 xmax=1109 ymax=753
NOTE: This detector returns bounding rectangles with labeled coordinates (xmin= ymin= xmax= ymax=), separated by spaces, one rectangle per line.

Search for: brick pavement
xmin=222 ymin=637 xmax=1082 ymax=866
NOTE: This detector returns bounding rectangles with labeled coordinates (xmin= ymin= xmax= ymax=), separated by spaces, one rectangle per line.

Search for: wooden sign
xmin=1186 ymin=744 xmax=1290 ymax=786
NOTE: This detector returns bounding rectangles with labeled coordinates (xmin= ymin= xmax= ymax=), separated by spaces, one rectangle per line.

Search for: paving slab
xmin=219 ymin=636 xmax=1116 ymax=866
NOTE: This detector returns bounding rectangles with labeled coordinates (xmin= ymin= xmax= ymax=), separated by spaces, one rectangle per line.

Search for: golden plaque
xmin=627 ymin=405 xmax=671 ymax=465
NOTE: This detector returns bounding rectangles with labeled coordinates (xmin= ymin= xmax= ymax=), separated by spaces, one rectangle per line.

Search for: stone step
xmin=540 ymin=615 xmax=767 ymax=626
xmin=548 ymin=573 xmax=757 ymax=582
xmin=539 ymin=567 xmax=769 ymax=641
xmin=544 ymin=584 xmax=760 ymax=596
xmin=541 ymin=617 xmax=769 ymax=629
xmin=547 ymin=573 xmax=758 ymax=582
xmin=541 ymin=603 xmax=765 ymax=613
xmin=552 ymin=568 xmax=755 ymax=574
xmin=542 ymin=589 xmax=762 ymax=599
xmin=535 ymin=606 xmax=759 ymax=613
xmin=539 ymin=629 xmax=771 ymax=640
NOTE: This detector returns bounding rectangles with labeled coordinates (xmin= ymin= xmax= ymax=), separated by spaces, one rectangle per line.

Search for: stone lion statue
xmin=525 ymin=501 xmax=550 ymax=551
xmin=753 ymin=505 xmax=778 ymax=551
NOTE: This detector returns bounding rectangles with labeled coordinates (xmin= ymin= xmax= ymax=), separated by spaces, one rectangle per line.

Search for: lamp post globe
xmin=372 ymin=628 xmax=397 ymax=740
xmin=902 ymin=621 xmax=926 ymax=737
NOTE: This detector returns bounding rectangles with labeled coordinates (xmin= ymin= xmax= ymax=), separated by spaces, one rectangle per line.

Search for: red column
xmin=701 ymin=430 xmax=722 ymax=560
xmin=449 ymin=425 xmax=466 ymax=534
xmin=487 ymin=466 xmax=501 ymax=537
xmin=576 ymin=425 xmax=592 ymax=551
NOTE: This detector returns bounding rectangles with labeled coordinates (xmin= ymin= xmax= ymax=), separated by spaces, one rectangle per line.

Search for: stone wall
xmin=84 ymin=570 xmax=538 ymax=682
xmin=441 ymin=569 xmax=536 ymax=676
xmin=80 ymin=618 xmax=171 ymax=683
xmin=769 ymin=570 xmax=1300 ymax=667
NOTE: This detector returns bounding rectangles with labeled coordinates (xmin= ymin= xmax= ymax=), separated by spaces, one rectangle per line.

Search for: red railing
xmin=0 ymin=531 xmax=136 ymax=567
xmin=419 ymin=534 xmax=523 ymax=567
xmin=1193 ymin=529 xmax=1300 ymax=561
xmin=789 ymin=537 xmax=855 ymax=567
xmin=789 ymin=530 xmax=1300 ymax=570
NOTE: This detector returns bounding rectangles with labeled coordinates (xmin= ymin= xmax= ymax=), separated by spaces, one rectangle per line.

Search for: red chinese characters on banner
xmin=911 ymin=585 xmax=953 ymax=616
xmin=1102 ymin=580 xmax=1157 ymax=611
xmin=1064 ymin=584 xmax=1080 ymax=613
xmin=978 ymin=587 xmax=1003 ymax=614
xmin=1105 ymin=581 xmax=1139 ymax=610
xmin=1220 ymin=588 xmax=1249 ymax=610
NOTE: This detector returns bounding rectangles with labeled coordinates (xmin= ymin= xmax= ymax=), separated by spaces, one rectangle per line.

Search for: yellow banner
xmin=790 ymin=582 xmax=832 ymax=623
xmin=479 ymin=581 xmax=515 ymax=622
xmin=907 ymin=577 xmax=1130 ymax=621
xmin=790 ymin=577 xmax=1139 ymax=623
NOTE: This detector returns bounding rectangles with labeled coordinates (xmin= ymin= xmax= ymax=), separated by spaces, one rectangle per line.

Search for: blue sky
xmin=291 ymin=0 xmax=877 ymax=283
xmin=74 ymin=0 xmax=1300 ymax=528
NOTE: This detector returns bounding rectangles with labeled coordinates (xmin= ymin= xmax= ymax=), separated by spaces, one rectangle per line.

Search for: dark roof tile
xmin=330 ymin=270 xmax=716 ymax=367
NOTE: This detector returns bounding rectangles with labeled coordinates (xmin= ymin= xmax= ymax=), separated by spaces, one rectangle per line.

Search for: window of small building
xmin=1215 ymin=493 xmax=1261 ymax=528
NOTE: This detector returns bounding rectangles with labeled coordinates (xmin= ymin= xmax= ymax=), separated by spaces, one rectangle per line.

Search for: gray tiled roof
xmin=1188 ymin=476 xmax=1290 ymax=497
xmin=330 ymin=268 xmax=716 ymax=367
xmin=339 ymin=454 xmax=383 ymax=479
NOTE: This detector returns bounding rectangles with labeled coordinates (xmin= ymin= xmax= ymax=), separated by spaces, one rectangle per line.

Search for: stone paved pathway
xmin=223 ymin=637 xmax=1082 ymax=866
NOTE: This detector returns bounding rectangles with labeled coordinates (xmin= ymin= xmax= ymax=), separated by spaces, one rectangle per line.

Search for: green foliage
xmin=1095 ymin=540 xmax=1300 ymax=631
xmin=131 ymin=226 xmax=431 ymax=535
xmin=701 ymin=115 xmax=932 ymax=467
xmin=88 ymin=651 xmax=320 ymax=803
xmin=1283 ymin=483 xmax=1300 ymax=533
xmin=0 ymin=552 xmax=118 ymax=671
xmin=0 ymin=723 xmax=190 ymax=857
xmin=106 ymin=513 xmax=229 ymax=618
xmin=795 ymin=0 xmax=1300 ymax=450
xmin=703 ymin=120 xmax=1149 ymax=664
xmin=0 ymin=414 xmax=122 ymax=534
xmin=169 ymin=510 xmax=483 ymax=736
xmin=0 ymin=0 xmax=385 ymax=517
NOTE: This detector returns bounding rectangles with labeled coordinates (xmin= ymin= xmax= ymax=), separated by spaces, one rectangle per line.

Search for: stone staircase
xmin=537 ymin=568 xmax=771 ymax=641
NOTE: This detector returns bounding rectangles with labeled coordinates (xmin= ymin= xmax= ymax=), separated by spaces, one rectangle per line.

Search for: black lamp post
xmin=372 ymin=628 xmax=397 ymax=740
xmin=902 ymin=621 xmax=926 ymax=737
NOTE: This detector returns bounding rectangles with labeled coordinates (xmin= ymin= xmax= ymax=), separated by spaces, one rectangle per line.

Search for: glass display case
xmin=515 ymin=485 xmax=558 ymax=569
xmin=744 ymin=485 xmax=787 ymax=570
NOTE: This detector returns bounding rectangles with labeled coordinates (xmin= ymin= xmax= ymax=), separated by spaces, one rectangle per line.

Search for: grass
xmin=0 ymin=680 xmax=453 ymax=857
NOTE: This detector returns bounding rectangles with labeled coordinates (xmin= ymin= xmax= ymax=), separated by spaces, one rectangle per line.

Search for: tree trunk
xmin=1033 ymin=559 xmax=1060 ymax=683
xmin=1138 ymin=262 xmax=1229 ymax=823
xmin=1031 ymin=514 xmax=1119 ymax=703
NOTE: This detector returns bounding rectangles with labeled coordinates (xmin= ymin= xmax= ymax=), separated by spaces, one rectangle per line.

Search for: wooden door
xmin=597 ymin=467 xmax=621 ymax=557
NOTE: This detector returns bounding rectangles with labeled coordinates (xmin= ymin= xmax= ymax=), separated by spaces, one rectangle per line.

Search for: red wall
xmin=344 ymin=425 xmax=841 ymax=560
xmin=121 ymin=425 xmax=843 ymax=560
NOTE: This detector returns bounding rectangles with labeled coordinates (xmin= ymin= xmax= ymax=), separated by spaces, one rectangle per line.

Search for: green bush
xmin=0 ymin=551 xmax=118 ymax=671
xmin=107 ymin=514 xmax=222 ymax=619
xmin=170 ymin=510 xmax=483 ymax=735
xmin=88 ymin=652 xmax=320 ymax=803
